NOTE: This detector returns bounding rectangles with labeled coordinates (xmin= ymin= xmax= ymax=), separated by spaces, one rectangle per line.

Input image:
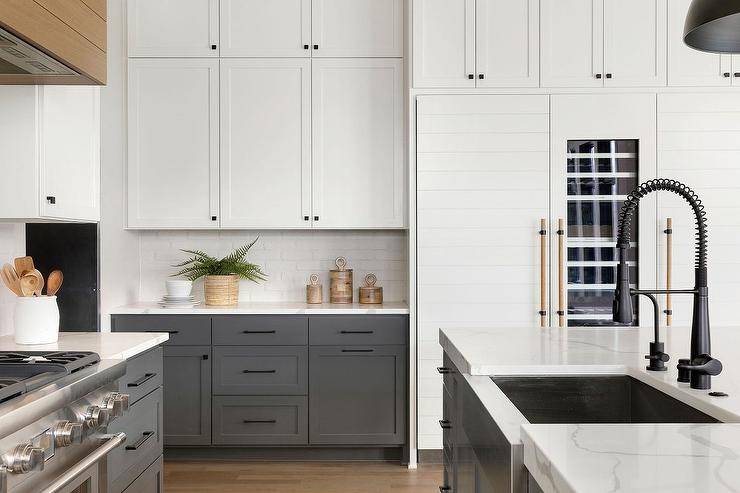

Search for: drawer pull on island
xmin=341 ymin=349 xmax=374 ymax=353
xmin=127 ymin=373 xmax=157 ymax=388
xmin=242 ymin=369 xmax=277 ymax=374
xmin=242 ymin=330 xmax=277 ymax=334
xmin=125 ymin=431 xmax=154 ymax=451
xmin=243 ymin=420 xmax=277 ymax=424
xmin=437 ymin=367 xmax=452 ymax=374
xmin=438 ymin=420 xmax=451 ymax=429
xmin=339 ymin=330 xmax=374 ymax=334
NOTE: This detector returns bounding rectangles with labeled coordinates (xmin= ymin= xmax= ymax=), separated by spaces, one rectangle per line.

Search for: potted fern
xmin=172 ymin=238 xmax=266 ymax=306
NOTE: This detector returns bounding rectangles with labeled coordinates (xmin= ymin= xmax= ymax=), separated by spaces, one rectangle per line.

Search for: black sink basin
xmin=492 ymin=375 xmax=719 ymax=424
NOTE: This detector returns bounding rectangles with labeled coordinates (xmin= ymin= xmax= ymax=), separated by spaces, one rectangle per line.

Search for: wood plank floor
xmin=164 ymin=460 xmax=443 ymax=492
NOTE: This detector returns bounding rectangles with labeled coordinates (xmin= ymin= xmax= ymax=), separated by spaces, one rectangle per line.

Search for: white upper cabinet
xmin=127 ymin=0 xmax=219 ymax=57
xmin=312 ymin=59 xmax=405 ymax=228
xmin=412 ymin=0 xmax=475 ymax=88
xmin=312 ymin=0 xmax=403 ymax=57
xmin=413 ymin=0 xmax=537 ymax=88
xmin=220 ymin=0 xmax=311 ymax=57
xmin=40 ymin=87 xmax=100 ymax=222
xmin=603 ymin=0 xmax=666 ymax=87
xmin=476 ymin=0 xmax=539 ymax=87
xmin=540 ymin=0 xmax=603 ymax=88
xmin=220 ymin=59 xmax=311 ymax=229
xmin=127 ymin=59 xmax=219 ymax=229
xmin=667 ymin=0 xmax=730 ymax=86
xmin=542 ymin=0 xmax=667 ymax=87
xmin=0 ymin=86 xmax=100 ymax=223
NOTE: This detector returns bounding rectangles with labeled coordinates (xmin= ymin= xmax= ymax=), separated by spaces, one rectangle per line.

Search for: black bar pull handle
xmin=439 ymin=487 xmax=452 ymax=492
xmin=439 ymin=420 xmax=451 ymax=429
xmin=437 ymin=367 xmax=452 ymax=374
xmin=341 ymin=349 xmax=374 ymax=353
xmin=127 ymin=373 xmax=157 ymax=388
xmin=243 ymin=369 xmax=277 ymax=374
xmin=340 ymin=330 xmax=374 ymax=334
xmin=243 ymin=419 xmax=277 ymax=424
xmin=242 ymin=330 xmax=277 ymax=334
xmin=126 ymin=431 xmax=154 ymax=451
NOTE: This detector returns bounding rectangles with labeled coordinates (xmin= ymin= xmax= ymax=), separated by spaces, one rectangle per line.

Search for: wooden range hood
xmin=0 ymin=0 xmax=106 ymax=85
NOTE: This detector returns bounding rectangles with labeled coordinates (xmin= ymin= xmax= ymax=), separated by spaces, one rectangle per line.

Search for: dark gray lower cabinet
xmin=213 ymin=396 xmax=308 ymax=445
xmin=163 ymin=346 xmax=211 ymax=446
xmin=122 ymin=456 xmax=163 ymax=493
xmin=212 ymin=346 xmax=308 ymax=395
xmin=309 ymin=345 xmax=406 ymax=445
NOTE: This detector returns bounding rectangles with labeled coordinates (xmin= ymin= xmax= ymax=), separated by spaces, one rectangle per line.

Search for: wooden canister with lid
xmin=359 ymin=273 xmax=383 ymax=304
xmin=329 ymin=257 xmax=353 ymax=304
xmin=306 ymin=274 xmax=323 ymax=304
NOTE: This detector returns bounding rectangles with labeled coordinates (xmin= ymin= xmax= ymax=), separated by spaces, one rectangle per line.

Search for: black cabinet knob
xmin=478 ymin=74 xmax=484 ymax=79
xmin=595 ymin=74 xmax=602 ymax=79
xmin=304 ymin=216 xmax=310 ymax=221
xmin=304 ymin=44 xmax=309 ymax=50
xmin=313 ymin=44 xmax=319 ymax=50
xmin=314 ymin=216 xmax=319 ymax=221
xmin=46 ymin=196 xmax=56 ymax=205
xmin=467 ymin=74 xmax=474 ymax=79
xmin=725 ymin=72 xmax=732 ymax=78
xmin=211 ymin=44 xmax=217 ymax=50
xmin=211 ymin=216 xmax=217 ymax=221
xmin=605 ymin=73 xmax=613 ymax=79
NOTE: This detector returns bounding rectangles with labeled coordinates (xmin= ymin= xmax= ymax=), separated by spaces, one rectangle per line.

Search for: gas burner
xmin=0 ymin=351 xmax=99 ymax=372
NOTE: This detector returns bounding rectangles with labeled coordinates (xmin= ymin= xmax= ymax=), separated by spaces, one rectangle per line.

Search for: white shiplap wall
xmin=657 ymin=94 xmax=740 ymax=327
xmin=416 ymin=95 xmax=549 ymax=449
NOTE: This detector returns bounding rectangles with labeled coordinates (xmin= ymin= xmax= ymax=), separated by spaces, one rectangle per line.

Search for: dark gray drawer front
xmin=122 ymin=455 xmax=163 ymax=493
xmin=309 ymin=316 xmax=408 ymax=345
xmin=108 ymin=388 xmax=163 ymax=493
xmin=120 ymin=348 xmax=163 ymax=405
xmin=111 ymin=315 xmax=211 ymax=345
xmin=213 ymin=346 xmax=308 ymax=395
xmin=212 ymin=316 xmax=308 ymax=345
xmin=213 ymin=396 xmax=308 ymax=445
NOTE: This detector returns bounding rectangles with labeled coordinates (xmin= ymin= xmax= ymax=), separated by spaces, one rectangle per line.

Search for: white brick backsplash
xmin=0 ymin=224 xmax=25 ymax=336
xmin=139 ymin=230 xmax=408 ymax=303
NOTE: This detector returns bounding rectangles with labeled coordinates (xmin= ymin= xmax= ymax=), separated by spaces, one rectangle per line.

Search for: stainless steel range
xmin=0 ymin=351 xmax=130 ymax=493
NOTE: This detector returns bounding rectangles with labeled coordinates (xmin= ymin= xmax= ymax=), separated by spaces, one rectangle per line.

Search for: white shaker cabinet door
xmin=127 ymin=59 xmax=219 ymax=229
xmin=475 ymin=0 xmax=539 ymax=87
xmin=40 ymin=87 xmax=100 ymax=222
xmin=668 ymin=0 xmax=729 ymax=86
xmin=541 ymin=0 xmax=604 ymax=88
xmin=412 ymin=0 xmax=475 ymax=88
xmin=220 ymin=59 xmax=311 ymax=229
xmin=312 ymin=59 xmax=405 ymax=229
xmin=312 ymin=0 xmax=403 ymax=57
xmin=603 ymin=0 xmax=666 ymax=87
xmin=220 ymin=0 xmax=311 ymax=57
xmin=127 ymin=0 xmax=219 ymax=57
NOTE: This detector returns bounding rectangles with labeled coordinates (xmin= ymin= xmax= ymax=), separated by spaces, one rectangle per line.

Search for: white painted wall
xmin=0 ymin=225 xmax=25 ymax=336
xmin=99 ymin=0 xmax=141 ymax=332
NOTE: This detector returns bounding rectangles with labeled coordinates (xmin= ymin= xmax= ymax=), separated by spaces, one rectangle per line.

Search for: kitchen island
xmin=440 ymin=326 xmax=740 ymax=492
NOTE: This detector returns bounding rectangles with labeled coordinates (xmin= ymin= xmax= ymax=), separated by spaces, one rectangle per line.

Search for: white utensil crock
xmin=14 ymin=296 xmax=60 ymax=345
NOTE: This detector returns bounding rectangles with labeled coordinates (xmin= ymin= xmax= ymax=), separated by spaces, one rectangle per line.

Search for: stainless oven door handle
xmin=39 ymin=432 xmax=127 ymax=493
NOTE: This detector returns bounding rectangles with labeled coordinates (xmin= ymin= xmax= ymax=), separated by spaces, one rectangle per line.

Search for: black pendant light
xmin=684 ymin=0 xmax=740 ymax=53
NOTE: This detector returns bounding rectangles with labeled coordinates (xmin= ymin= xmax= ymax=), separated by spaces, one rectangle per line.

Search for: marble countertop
xmin=440 ymin=325 xmax=740 ymax=492
xmin=0 ymin=332 xmax=170 ymax=360
xmin=111 ymin=301 xmax=409 ymax=315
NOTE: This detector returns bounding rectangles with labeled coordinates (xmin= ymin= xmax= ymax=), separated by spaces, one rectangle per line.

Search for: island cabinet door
xmin=162 ymin=346 xmax=211 ymax=446
xmin=308 ymin=345 xmax=406 ymax=445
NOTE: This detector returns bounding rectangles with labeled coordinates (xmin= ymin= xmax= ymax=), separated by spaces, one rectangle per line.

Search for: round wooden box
xmin=329 ymin=257 xmax=353 ymax=304
xmin=359 ymin=274 xmax=383 ymax=305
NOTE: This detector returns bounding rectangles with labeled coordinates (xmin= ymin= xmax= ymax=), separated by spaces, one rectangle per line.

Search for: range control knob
xmin=53 ymin=421 xmax=83 ymax=447
xmin=85 ymin=405 xmax=110 ymax=429
xmin=102 ymin=393 xmax=130 ymax=419
xmin=9 ymin=444 xmax=44 ymax=474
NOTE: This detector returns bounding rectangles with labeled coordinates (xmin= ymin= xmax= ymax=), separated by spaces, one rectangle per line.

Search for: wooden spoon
xmin=19 ymin=274 xmax=39 ymax=297
xmin=47 ymin=270 xmax=63 ymax=296
xmin=13 ymin=256 xmax=34 ymax=277
xmin=1 ymin=264 xmax=22 ymax=296
xmin=29 ymin=269 xmax=44 ymax=296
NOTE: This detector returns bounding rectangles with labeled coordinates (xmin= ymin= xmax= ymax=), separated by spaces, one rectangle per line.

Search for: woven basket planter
xmin=204 ymin=275 xmax=239 ymax=306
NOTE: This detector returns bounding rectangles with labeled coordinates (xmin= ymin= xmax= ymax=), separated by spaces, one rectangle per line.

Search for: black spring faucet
xmin=612 ymin=179 xmax=722 ymax=390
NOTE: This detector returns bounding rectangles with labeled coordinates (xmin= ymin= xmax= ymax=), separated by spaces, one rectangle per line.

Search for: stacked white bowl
xmin=159 ymin=280 xmax=198 ymax=308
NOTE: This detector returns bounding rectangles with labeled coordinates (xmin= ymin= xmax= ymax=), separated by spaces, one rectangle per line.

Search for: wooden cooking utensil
xmin=29 ymin=269 xmax=44 ymax=296
xmin=14 ymin=256 xmax=34 ymax=277
xmin=1 ymin=264 xmax=22 ymax=296
xmin=19 ymin=274 xmax=39 ymax=297
xmin=47 ymin=270 xmax=63 ymax=296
